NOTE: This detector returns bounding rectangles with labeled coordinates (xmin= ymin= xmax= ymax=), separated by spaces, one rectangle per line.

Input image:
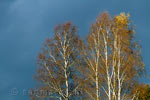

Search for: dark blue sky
xmin=0 ymin=0 xmax=150 ymax=100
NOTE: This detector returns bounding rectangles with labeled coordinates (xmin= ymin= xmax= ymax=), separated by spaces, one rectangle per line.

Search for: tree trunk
xmin=96 ymin=68 xmax=99 ymax=100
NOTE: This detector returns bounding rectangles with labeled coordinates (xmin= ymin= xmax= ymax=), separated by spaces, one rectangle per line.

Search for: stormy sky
xmin=0 ymin=0 xmax=150 ymax=100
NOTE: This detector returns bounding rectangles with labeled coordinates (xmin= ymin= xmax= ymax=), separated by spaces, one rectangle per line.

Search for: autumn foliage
xmin=30 ymin=12 xmax=146 ymax=100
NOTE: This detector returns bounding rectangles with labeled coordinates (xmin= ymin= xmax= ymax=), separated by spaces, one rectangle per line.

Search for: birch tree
xmin=80 ymin=12 xmax=145 ymax=100
xmin=111 ymin=13 xmax=145 ymax=100
xmin=79 ymin=13 xmax=112 ymax=100
xmin=31 ymin=22 xmax=82 ymax=100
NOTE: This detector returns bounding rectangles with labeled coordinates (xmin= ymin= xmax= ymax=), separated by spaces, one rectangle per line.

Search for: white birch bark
xmin=117 ymin=36 xmax=121 ymax=100
xmin=103 ymin=30 xmax=111 ymax=100
xmin=63 ymin=32 xmax=69 ymax=100
xmin=112 ymin=33 xmax=117 ymax=100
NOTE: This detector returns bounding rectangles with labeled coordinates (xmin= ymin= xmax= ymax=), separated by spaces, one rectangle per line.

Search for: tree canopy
xmin=30 ymin=12 xmax=146 ymax=100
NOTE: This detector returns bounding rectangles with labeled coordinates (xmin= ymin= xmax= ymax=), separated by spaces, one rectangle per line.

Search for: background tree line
xmin=30 ymin=12 xmax=149 ymax=100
